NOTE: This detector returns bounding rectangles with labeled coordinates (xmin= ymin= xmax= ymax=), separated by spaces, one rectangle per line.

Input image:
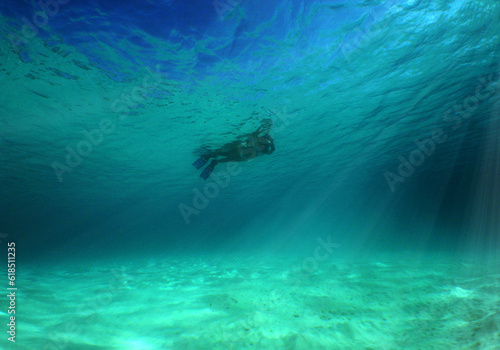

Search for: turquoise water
xmin=1 ymin=0 xmax=499 ymax=348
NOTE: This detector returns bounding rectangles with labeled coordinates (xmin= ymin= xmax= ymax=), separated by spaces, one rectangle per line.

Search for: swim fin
xmin=200 ymin=160 xmax=218 ymax=180
xmin=192 ymin=157 xmax=208 ymax=170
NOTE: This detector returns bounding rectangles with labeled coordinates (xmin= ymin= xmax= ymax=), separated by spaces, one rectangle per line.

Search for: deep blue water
xmin=1 ymin=0 xmax=499 ymax=262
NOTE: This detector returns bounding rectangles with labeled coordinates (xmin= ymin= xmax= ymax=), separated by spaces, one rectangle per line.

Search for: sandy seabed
xmin=4 ymin=252 xmax=499 ymax=350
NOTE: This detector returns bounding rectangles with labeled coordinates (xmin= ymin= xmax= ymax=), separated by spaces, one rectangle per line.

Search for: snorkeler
xmin=192 ymin=120 xmax=275 ymax=180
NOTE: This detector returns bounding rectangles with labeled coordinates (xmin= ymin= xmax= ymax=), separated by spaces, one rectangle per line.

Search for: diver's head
xmin=260 ymin=134 xmax=275 ymax=154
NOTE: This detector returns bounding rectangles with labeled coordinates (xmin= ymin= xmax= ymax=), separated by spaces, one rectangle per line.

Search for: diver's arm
xmin=253 ymin=126 xmax=272 ymax=138
xmin=268 ymin=141 xmax=275 ymax=154
xmin=252 ymin=126 xmax=263 ymax=136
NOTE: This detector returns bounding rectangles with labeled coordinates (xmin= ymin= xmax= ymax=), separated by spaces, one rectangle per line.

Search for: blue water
xmin=1 ymin=0 xmax=499 ymax=348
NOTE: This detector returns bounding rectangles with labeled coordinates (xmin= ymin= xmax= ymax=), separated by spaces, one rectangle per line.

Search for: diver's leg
xmin=194 ymin=147 xmax=230 ymax=169
xmin=200 ymin=160 xmax=218 ymax=180
xmin=197 ymin=141 xmax=244 ymax=174
xmin=218 ymin=141 xmax=242 ymax=152
xmin=205 ymin=141 xmax=242 ymax=158
xmin=192 ymin=156 xmax=208 ymax=169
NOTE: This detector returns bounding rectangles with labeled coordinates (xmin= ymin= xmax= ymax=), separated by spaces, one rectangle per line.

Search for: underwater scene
xmin=1 ymin=0 xmax=499 ymax=349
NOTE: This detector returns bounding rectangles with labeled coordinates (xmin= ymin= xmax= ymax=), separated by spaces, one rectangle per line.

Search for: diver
xmin=193 ymin=120 xmax=275 ymax=180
